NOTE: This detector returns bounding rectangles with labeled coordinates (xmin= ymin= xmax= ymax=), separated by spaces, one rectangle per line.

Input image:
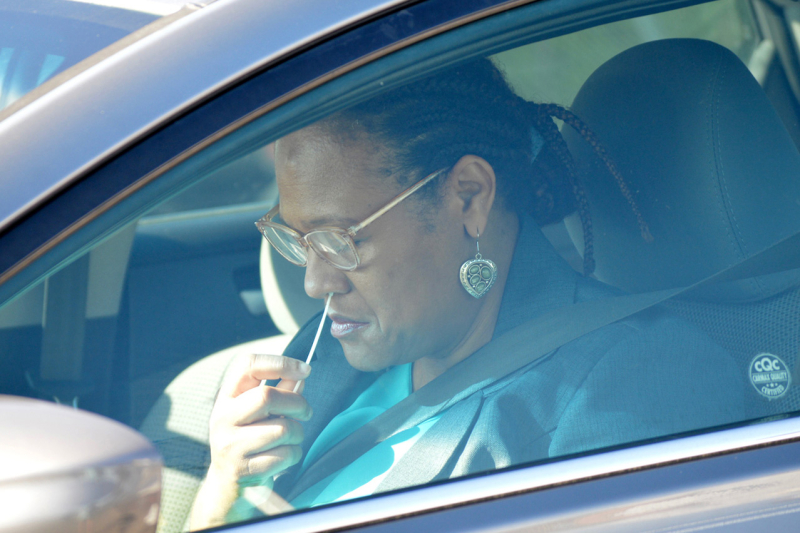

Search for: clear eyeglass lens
xmin=307 ymin=231 xmax=358 ymax=269
xmin=263 ymin=226 xmax=308 ymax=265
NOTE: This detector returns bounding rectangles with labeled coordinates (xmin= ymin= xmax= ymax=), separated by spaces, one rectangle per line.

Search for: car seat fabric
xmin=138 ymin=344 xmax=239 ymax=533
xmin=140 ymin=241 xmax=316 ymax=532
xmin=563 ymin=38 xmax=800 ymax=416
xmin=663 ymin=291 xmax=800 ymax=414
xmin=140 ymin=335 xmax=293 ymax=533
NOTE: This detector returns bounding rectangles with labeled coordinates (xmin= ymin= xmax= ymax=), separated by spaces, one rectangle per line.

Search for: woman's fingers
xmin=241 ymin=418 xmax=305 ymax=452
xmin=227 ymin=383 xmax=313 ymax=425
xmin=275 ymin=377 xmax=304 ymax=393
xmin=237 ymin=445 xmax=303 ymax=484
xmin=221 ymin=354 xmax=311 ymax=398
xmin=209 ymin=417 xmax=305 ymax=484
xmin=207 ymin=353 xmax=313 ymax=489
xmin=212 ymin=418 xmax=304 ymax=465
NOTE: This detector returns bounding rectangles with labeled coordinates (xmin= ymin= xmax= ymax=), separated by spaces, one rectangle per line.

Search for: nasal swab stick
xmin=246 ymin=295 xmax=330 ymax=510
xmin=292 ymin=292 xmax=332 ymax=393
xmin=260 ymin=292 xmax=333 ymax=390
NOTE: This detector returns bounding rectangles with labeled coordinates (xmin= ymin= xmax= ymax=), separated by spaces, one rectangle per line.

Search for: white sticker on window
xmin=749 ymin=353 xmax=792 ymax=400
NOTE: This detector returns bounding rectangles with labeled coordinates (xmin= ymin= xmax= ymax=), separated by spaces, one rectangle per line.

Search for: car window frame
xmin=0 ymin=3 xmax=192 ymax=122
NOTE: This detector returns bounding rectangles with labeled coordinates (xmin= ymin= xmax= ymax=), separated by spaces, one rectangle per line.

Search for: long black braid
xmin=321 ymin=58 xmax=651 ymax=275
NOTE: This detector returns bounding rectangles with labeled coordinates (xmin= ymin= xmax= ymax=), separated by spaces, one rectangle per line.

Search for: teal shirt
xmin=291 ymin=364 xmax=441 ymax=508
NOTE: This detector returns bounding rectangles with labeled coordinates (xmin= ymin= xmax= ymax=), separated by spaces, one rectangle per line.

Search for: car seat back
xmin=140 ymin=215 xmax=315 ymax=532
xmin=563 ymin=38 xmax=800 ymax=416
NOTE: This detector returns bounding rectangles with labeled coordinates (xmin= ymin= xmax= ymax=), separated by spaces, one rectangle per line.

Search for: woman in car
xmin=190 ymin=58 xmax=746 ymax=527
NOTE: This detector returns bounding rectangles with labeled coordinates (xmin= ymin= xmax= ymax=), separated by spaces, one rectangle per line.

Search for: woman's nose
xmin=304 ymin=251 xmax=349 ymax=299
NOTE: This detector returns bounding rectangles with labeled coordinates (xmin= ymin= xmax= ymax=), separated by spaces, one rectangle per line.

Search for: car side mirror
xmin=0 ymin=395 xmax=162 ymax=533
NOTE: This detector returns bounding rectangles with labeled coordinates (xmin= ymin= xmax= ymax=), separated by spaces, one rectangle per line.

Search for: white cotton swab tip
xmin=292 ymin=292 xmax=332 ymax=393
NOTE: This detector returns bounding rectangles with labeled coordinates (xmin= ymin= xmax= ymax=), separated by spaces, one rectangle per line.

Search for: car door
xmin=3 ymin=0 xmax=800 ymax=531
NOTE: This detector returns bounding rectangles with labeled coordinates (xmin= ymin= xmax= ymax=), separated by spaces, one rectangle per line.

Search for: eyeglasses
xmin=255 ymin=168 xmax=448 ymax=271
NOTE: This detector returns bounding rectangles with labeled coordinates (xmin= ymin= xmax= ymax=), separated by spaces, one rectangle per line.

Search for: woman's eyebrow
xmin=304 ymin=216 xmax=360 ymax=228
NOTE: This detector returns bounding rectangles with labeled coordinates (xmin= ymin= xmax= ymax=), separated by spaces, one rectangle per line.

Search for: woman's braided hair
xmin=321 ymin=58 xmax=651 ymax=275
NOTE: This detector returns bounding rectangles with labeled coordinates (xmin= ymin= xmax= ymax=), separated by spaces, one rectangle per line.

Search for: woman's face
xmin=275 ymin=126 xmax=486 ymax=372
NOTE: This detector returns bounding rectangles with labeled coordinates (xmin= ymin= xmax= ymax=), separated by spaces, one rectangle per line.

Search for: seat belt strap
xmin=287 ymin=230 xmax=800 ymax=499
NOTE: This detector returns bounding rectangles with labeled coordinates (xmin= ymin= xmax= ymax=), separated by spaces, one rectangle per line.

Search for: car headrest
xmin=259 ymin=238 xmax=320 ymax=335
xmin=563 ymin=38 xmax=800 ymax=302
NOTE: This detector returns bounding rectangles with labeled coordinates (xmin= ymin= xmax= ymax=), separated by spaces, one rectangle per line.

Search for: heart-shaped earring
xmin=459 ymin=230 xmax=497 ymax=298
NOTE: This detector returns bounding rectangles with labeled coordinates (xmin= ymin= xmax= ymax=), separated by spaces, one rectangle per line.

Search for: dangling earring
xmin=459 ymin=229 xmax=498 ymax=298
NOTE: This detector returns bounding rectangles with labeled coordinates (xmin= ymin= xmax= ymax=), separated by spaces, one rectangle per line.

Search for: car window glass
xmin=4 ymin=0 xmax=800 ymax=531
xmin=146 ymin=145 xmax=278 ymax=216
xmin=495 ymin=0 xmax=759 ymax=105
xmin=0 ymin=0 xmax=174 ymax=112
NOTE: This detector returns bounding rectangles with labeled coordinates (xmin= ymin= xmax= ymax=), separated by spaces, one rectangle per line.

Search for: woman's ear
xmin=447 ymin=155 xmax=497 ymax=238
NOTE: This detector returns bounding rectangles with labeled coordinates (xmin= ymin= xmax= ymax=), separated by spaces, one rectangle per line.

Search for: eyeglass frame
xmin=255 ymin=167 xmax=448 ymax=271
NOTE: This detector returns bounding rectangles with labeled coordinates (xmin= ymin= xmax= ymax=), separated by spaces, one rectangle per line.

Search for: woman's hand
xmin=189 ymin=353 xmax=312 ymax=529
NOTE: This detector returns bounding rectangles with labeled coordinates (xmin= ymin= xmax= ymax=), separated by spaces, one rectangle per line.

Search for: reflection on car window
xmin=0 ymin=0 xmax=174 ymax=112
xmin=147 ymin=145 xmax=277 ymax=216
xmin=495 ymin=0 xmax=759 ymax=106
xmin=5 ymin=0 xmax=800 ymax=531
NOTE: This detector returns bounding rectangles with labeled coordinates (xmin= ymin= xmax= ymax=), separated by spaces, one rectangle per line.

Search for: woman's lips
xmin=329 ymin=314 xmax=369 ymax=338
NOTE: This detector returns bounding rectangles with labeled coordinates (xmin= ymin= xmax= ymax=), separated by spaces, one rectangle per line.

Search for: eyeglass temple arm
xmin=264 ymin=204 xmax=280 ymax=220
xmin=348 ymin=168 xmax=446 ymax=234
